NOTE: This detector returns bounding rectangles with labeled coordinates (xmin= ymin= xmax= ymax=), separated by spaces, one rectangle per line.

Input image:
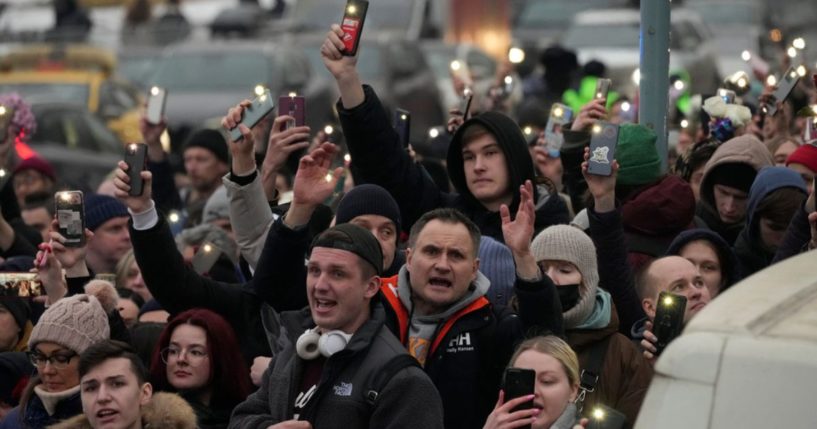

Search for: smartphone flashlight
xmin=202 ymin=244 xmax=213 ymax=253
xmin=59 ymin=191 xmax=72 ymax=202
xmin=347 ymin=4 xmax=358 ymax=14
xmin=0 ymin=106 xmax=7 ymax=116
xmin=663 ymin=295 xmax=675 ymax=306
xmin=553 ymin=106 xmax=564 ymax=118
xmin=168 ymin=211 xmax=181 ymax=224
xmin=254 ymin=85 xmax=266 ymax=97
xmin=592 ymin=408 xmax=606 ymax=420
xmin=450 ymin=60 xmax=462 ymax=72
xmin=324 ymin=125 xmax=334 ymax=135
xmin=592 ymin=124 xmax=602 ymax=134
xmin=0 ymin=169 xmax=6 ymax=178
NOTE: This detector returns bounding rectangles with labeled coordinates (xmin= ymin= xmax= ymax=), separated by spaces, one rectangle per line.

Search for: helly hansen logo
xmin=333 ymin=382 xmax=353 ymax=397
xmin=446 ymin=333 xmax=475 ymax=353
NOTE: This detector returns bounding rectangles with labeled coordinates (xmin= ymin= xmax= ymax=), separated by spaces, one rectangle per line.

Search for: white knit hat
xmin=29 ymin=294 xmax=110 ymax=354
xmin=531 ymin=225 xmax=599 ymax=328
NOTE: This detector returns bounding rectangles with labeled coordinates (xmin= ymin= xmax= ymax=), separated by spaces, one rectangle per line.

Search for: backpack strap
xmin=576 ymin=335 xmax=612 ymax=414
xmin=364 ymin=354 xmax=421 ymax=406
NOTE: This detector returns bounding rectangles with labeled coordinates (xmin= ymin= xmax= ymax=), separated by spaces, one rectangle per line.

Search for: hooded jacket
xmin=378 ymin=267 xmax=562 ymax=429
xmin=666 ymin=228 xmax=742 ymax=292
xmin=228 ymin=303 xmax=444 ymax=429
xmin=696 ymin=135 xmax=773 ymax=245
xmin=338 ymin=85 xmax=569 ymax=241
xmin=733 ymin=167 xmax=806 ymax=277
xmin=46 ymin=392 xmax=197 ymax=429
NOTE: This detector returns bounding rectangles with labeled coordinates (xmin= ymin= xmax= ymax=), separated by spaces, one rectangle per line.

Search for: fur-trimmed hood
xmin=47 ymin=392 xmax=197 ymax=429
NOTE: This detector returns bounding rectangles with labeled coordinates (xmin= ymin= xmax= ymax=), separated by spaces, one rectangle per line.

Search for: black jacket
xmin=773 ymin=203 xmax=812 ymax=265
xmin=228 ymin=304 xmax=444 ymax=429
xmin=338 ymin=85 xmax=569 ymax=241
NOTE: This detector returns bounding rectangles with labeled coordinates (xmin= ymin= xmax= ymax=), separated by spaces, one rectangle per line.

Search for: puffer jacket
xmin=47 ymin=392 xmax=197 ymax=429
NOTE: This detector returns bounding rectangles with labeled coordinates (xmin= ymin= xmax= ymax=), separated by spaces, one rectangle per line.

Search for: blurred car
xmin=0 ymin=44 xmax=143 ymax=143
xmin=147 ymin=40 xmax=337 ymax=151
xmin=26 ymin=102 xmax=122 ymax=190
xmin=295 ymin=34 xmax=445 ymax=145
xmin=116 ymin=46 xmax=163 ymax=91
xmin=511 ymin=0 xmax=632 ymax=76
xmin=636 ymin=250 xmax=817 ymax=429
xmin=562 ymin=8 xmax=721 ymax=97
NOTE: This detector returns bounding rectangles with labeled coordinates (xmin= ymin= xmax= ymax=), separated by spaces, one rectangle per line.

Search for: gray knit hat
xmin=29 ymin=294 xmax=110 ymax=354
xmin=531 ymin=225 xmax=599 ymax=328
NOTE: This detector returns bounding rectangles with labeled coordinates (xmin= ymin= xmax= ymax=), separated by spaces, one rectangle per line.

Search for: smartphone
xmin=0 ymin=273 xmax=44 ymax=297
xmin=192 ymin=242 xmax=222 ymax=275
xmin=587 ymin=122 xmax=619 ymax=176
xmin=459 ymin=88 xmax=474 ymax=121
xmin=0 ymin=105 xmax=14 ymax=143
xmin=503 ymin=367 xmax=535 ymax=429
xmin=145 ymin=86 xmax=167 ymax=125
xmin=586 ymin=405 xmax=627 ymax=429
xmin=544 ymin=103 xmax=573 ymax=152
xmin=595 ymin=78 xmax=612 ymax=101
xmin=229 ymin=89 xmax=275 ymax=141
xmin=278 ymin=95 xmax=306 ymax=130
xmin=124 ymin=143 xmax=148 ymax=197
xmin=653 ymin=291 xmax=687 ymax=356
xmin=766 ymin=67 xmax=800 ymax=116
xmin=717 ymin=88 xmax=736 ymax=104
xmin=393 ymin=108 xmax=410 ymax=148
xmin=450 ymin=60 xmax=473 ymax=88
xmin=340 ymin=0 xmax=368 ymax=56
xmin=55 ymin=191 xmax=85 ymax=248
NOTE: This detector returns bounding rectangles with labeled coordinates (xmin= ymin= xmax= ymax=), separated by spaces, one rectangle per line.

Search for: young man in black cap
xmin=318 ymin=25 xmax=569 ymax=243
xmin=229 ymin=223 xmax=444 ymax=429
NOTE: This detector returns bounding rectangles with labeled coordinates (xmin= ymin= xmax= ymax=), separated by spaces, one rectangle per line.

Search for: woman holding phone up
xmin=483 ymin=336 xmax=587 ymax=429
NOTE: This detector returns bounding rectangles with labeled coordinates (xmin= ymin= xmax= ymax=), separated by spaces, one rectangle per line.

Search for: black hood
xmin=447 ymin=111 xmax=537 ymax=212
xmin=665 ymin=228 xmax=742 ymax=291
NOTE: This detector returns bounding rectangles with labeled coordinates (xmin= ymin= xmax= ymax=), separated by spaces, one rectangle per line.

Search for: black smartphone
xmin=0 ymin=105 xmax=14 ymax=143
xmin=544 ymin=103 xmax=573 ymax=152
xmin=653 ymin=291 xmax=687 ymax=356
xmin=192 ymin=242 xmax=222 ymax=275
xmin=587 ymin=122 xmax=619 ymax=176
xmin=503 ymin=367 xmax=535 ymax=429
xmin=717 ymin=88 xmax=736 ymax=104
xmin=278 ymin=94 xmax=306 ymax=130
xmin=55 ymin=191 xmax=85 ymax=248
xmin=766 ymin=67 xmax=800 ymax=116
xmin=393 ymin=108 xmax=410 ymax=148
xmin=460 ymin=88 xmax=474 ymax=121
xmin=229 ymin=89 xmax=276 ymax=141
xmin=586 ymin=405 xmax=627 ymax=429
xmin=595 ymin=78 xmax=612 ymax=101
xmin=0 ymin=273 xmax=44 ymax=297
xmin=145 ymin=86 xmax=167 ymax=125
xmin=340 ymin=0 xmax=368 ymax=57
xmin=124 ymin=143 xmax=148 ymax=197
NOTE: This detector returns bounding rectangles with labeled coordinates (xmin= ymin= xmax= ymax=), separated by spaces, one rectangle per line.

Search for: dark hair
xmin=408 ymin=208 xmax=481 ymax=258
xmin=149 ymin=308 xmax=251 ymax=409
xmin=755 ymin=187 xmax=806 ymax=229
xmin=676 ymin=138 xmax=719 ymax=182
xmin=22 ymin=191 xmax=55 ymax=216
xmin=116 ymin=287 xmax=146 ymax=309
xmin=79 ymin=340 xmax=148 ymax=384
xmin=460 ymin=123 xmax=491 ymax=147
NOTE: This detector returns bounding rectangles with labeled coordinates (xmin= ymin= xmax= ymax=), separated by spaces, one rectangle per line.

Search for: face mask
xmin=557 ymin=284 xmax=581 ymax=311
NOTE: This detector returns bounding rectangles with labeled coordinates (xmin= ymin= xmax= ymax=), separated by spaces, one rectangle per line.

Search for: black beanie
xmin=0 ymin=297 xmax=30 ymax=333
xmin=310 ymin=223 xmax=383 ymax=276
xmin=707 ymin=163 xmax=757 ymax=194
xmin=183 ymin=129 xmax=229 ymax=164
xmin=336 ymin=184 xmax=402 ymax=234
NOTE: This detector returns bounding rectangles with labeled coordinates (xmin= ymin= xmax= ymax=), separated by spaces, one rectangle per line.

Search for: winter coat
xmin=696 ymin=135 xmax=773 ymax=245
xmin=228 ymin=304 xmax=444 ymax=429
xmin=0 ymin=387 xmax=80 ymax=429
xmin=733 ymin=167 xmax=807 ymax=277
xmin=46 ymin=392 xmax=197 ymax=429
xmin=620 ymin=175 xmax=696 ymax=271
xmin=666 ymin=228 xmax=742 ymax=292
xmin=338 ymin=85 xmax=569 ymax=240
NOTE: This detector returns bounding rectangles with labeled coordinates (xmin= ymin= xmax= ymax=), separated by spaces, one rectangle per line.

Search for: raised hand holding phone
xmin=571 ymin=99 xmax=608 ymax=131
xmin=586 ymin=122 xmax=619 ymax=177
xmin=124 ymin=143 xmax=148 ymax=197
xmin=112 ymin=160 xmax=153 ymax=214
xmin=228 ymin=89 xmax=276 ymax=142
xmin=55 ymin=191 xmax=86 ymax=247
xmin=340 ymin=0 xmax=368 ymax=57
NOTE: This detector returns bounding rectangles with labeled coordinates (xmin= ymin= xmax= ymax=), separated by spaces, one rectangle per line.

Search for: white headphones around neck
xmin=296 ymin=328 xmax=353 ymax=360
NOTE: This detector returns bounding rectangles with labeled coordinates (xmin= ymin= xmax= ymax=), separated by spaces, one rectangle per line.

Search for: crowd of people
xmin=0 ymin=18 xmax=815 ymax=429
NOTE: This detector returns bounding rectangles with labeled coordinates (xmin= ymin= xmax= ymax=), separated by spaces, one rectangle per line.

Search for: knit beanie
xmin=13 ymin=156 xmax=56 ymax=182
xmin=707 ymin=162 xmax=758 ymax=194
xmin=478 ymin=237 xmax=515 ymax=307
xmin=310 ymin=223 xmax=383 ymax=276
xmin=0 ymin=297 xmax=30 ymax=333
xmin=531 ymin=225 xmax=599 ymax=328
xmin=202 ymin=186 xmax=229 ymax=224
xmin=336 ymin=184 xmax=402 ymax=233
xmin=29 ymin=294 xmax=109 ymax=354
xmin=615 ymin=123 xmax=661 ymax=186
xmin=786 ymin=144 xmax=817 ymax=173
xmin=85 ymin=194 xmax=129 ymax=231
xmin=183 ymin=129 xmax=229 ymax=164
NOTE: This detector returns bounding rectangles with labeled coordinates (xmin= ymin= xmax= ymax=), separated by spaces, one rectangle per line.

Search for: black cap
xmin=310 ymin=223 xmax=383 ymax=276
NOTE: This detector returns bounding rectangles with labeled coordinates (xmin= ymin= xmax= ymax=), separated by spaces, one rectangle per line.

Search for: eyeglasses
xmin=27 ymin=351 xmax=77 ymax=369
xmin=160 ymin=346 xmax=209 ymax=365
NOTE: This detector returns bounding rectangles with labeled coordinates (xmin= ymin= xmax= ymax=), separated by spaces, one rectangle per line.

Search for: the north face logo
xmin=333 ymin=382 xmax=353 ymax=397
